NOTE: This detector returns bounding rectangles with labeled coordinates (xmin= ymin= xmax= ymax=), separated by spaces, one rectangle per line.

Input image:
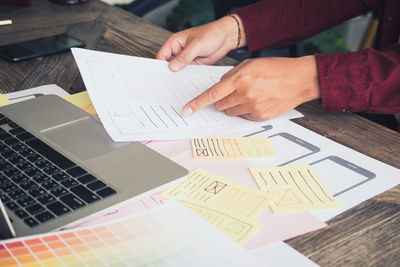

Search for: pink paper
xmin=243 ymin=207 xmax=326 ymax=250
xmin=146 ymin=139 xmax=190 ymax=158
xmin=75 ymin=193 xmax=166 ymax=228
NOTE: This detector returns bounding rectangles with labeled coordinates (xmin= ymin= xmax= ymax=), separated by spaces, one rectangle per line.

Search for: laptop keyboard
xmin=0 ymin=113 xmax=117 ymax=228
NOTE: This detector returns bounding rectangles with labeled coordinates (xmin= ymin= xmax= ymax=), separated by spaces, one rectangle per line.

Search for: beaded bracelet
xmin=229 ymin=14 xmax=241 ymax=49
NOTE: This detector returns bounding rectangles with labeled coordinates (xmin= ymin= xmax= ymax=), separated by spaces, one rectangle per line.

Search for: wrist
xmin=302 ymin=55 xmax=321 ymax=101
xmin=218 ymin=15 xmax=247 ymax=51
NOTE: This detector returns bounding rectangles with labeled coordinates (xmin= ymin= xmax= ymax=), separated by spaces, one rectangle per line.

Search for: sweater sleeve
xmin=317 ymin=43 xmax=400 ymax=114
xmin=235 ymin=0 xmax=379 ymax=51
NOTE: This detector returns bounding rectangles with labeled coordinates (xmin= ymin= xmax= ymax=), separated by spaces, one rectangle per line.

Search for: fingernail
xmin=182 ymin=106 xmax=193 ymax=116
xmin=170 ymin=60 xmax=183 ymax=71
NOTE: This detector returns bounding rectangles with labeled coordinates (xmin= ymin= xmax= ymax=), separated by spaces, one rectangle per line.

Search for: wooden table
xmin=1 ymin=1 xmax=399 ymax=265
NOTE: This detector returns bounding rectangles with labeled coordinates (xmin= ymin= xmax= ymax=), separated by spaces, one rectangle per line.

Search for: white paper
xmin=250 ymin=242 xmax=319 ymax=267
xmin=71 ymin=48 xmax=302 ymax=141
xmin=221 ymin=120 xmax=400 ymax=222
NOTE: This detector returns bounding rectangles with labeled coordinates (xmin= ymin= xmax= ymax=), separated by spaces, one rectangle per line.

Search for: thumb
xmin=169 ymin=40 xmax=203 ymax=72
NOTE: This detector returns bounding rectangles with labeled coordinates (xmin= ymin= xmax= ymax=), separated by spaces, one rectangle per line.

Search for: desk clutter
xmin=0 ymin=48 xmax=399 ymax=266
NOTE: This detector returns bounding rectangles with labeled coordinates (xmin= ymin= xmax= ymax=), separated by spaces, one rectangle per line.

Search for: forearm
xmin=235 ymin=0 xmax=379 ymax=51
xmin=318 ymin=43 xmax=400 ymax=114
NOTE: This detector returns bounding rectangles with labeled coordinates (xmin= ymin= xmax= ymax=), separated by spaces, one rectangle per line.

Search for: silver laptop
xmin=0 ymin=94 xmax=188 ymax=239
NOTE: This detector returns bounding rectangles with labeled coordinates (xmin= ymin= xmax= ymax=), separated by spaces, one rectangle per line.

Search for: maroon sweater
xmin=235 ymin=0 xmax=400 ymax=131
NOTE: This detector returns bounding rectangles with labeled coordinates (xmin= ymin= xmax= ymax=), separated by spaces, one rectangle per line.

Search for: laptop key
xmin=12 ymin=143 xmax=29 ymax=152
xmin=50 ymin=186 xmax=69 ymax=197
xmin=14 ymin=209 xmax=29 ymax=219
xmin=43 ymin=165 xmax=61 ymax=176
xmin=0 ymin=161 xmax=12 ymax=170
xmin=52 ymin=172 xmax=69 ymax=182
xmin=24 ymin=217 xmax=39 ymax=227
xmin=9 ymin=127 xmax=25 ymax=135
xmin=60 ymin=193 xmax=86 ymax=210
xmin=37 ymin=194 xmax=57 ymax=205
xmin=16 ymin=132 xmax=35 ymax=142
xmin=97 ymin=187 xmax=117 ymax=198
xmin=47 ymin=202 xmax=70 ymax=216
xmin=0 ymin=132 xmax=12 ymax=140
xmin=25 ymin=168 xmax=42 ymax=178
xmin=8 ymin=121 xmax=19 ymax=128
xmin=5 ymin=201 xmax=19 ymax=210
xmin=42 ymin=180 xmax=59 ymax=190
xmin=28 ymin=187 xmax=47 ymax=198
xmin=2 ymin=150 xmax=17 ymax=158
xmin=17 ymin=196 xmax=35 ymax=207
xmin=8 ymin=189 xmax=27 ymax=200
xmin=0 ymin=182 xmax=18 ymax=193
xmin=3 ymin=167 xmax=21 ymax=178
xmin=35 ymin=160 xmax=52 ymax=169
xmin=20 ymin=148 xmax=35 ymax=157
xmin=0 ymin=143 xmax=9 ymax=152
xmin=35 ymin=211 xmax=55 ymax=223
xmin=78 ymin=174 xmax=97 ymax=184
xmin=15 ymin=161 xmax=34 ymax=171
xmin=26 ymin=138 xmax=76 ymax=170
xmin=9 ymin=155 xmax=25 ymax=164
xmin=26 ymin=154 xmax=44 ymax=163
xmin=20 ymin=180 xmax=38 ymax=190
xmin=87 ymin=180 xmax=106 ymax=191
xmin=26 ymin=203 xmax=45 ymax=215
xmin=33 ymin=173 xmax=51 ymax=184
xmin=0 ymin=117 xmax=10 ymax=125
xmin=11 ymin=173 xmax=30 ymax=184
xmin=0 ymin=193 xmax=10 ymax=203
xmin=61 ymin=178 xmax=79 ymax=188
xmin=67 ymin=167 xmax=87 ymax=178
xmin=70 ymin=185 xmax=100 ymax=203
xmin=4 ymin=137 xmax=19 ymax=146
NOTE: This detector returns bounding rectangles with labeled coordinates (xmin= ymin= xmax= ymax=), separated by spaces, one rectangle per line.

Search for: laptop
xmin=0 ymin=94 xmax=188 ymax=239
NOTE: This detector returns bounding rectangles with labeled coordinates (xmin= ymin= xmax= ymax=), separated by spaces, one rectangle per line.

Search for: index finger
xmin=182 ymin=79 xmax=235 ymax=116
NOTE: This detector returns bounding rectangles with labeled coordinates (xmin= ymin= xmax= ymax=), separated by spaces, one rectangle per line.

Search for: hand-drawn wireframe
xmin=268 ymin=132 xmax=321 ymax=166
xmin=205 ymin=181 xmax=228 ymax=194
xmin=310 ymin=156 xmax=376 ymax=197
xmin=243 ymin=125 xmax=273 ymax=137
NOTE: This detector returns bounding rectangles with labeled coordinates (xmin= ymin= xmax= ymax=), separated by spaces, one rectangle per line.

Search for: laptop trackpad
xmin=41 ymin=117 xmax=130 ymax=161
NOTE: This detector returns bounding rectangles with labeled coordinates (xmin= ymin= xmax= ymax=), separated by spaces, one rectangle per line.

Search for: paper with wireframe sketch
xmin=162 ymin=168 xmax=274 ymax=220
xmin=249 ymin=164 xmax=340 ymax=213
xmin=191 ymin=137 xmax=276 ymax=159
xmin=71 ymin=48 xmax=303 ymax=141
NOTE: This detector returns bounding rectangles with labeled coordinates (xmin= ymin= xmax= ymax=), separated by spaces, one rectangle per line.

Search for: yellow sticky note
xmin=183 ymin=201 xmax=261 ymax=244
xmin=191 ymin=137 xmax=275 ymax=159
xmin=249 ymin=164 xmax=340 ymax=213
xmin=162 ymin=168 xmax=273 ymax=220
xmin=63 ymin=91 xmax=98 ymax=118
xmin=0 ymin=93 xmax=12 ymax=106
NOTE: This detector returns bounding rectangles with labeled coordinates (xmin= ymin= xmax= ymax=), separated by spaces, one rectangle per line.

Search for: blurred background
xmin=102 ymin=0 xmax=374 ymax=61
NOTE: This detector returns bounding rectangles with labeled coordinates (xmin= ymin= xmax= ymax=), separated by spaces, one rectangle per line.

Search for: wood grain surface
xmin=1 ymin=1 xmax=399 ymax=265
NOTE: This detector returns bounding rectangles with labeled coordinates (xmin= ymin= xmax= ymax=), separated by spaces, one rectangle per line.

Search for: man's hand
xmin=182 ymin=56 xmax=321 ymax=121
xmin=156 ymin=15 xmax=246 ymax=72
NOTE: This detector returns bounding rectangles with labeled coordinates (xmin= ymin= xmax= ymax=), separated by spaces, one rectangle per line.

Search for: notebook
xmin=0 ymin=94 xmax=188 ymax=239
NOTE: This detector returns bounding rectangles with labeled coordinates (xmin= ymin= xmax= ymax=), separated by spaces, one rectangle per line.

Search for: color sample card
xmin=191 ymin=137 xmax=276 ymax=159
xmin=162 ymin=169 xmax=273 ymax=220
xmin=0 ymin=202 xmax=260 ymax=267
xmin=249 ymin=164 xmax=340 ymax=213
